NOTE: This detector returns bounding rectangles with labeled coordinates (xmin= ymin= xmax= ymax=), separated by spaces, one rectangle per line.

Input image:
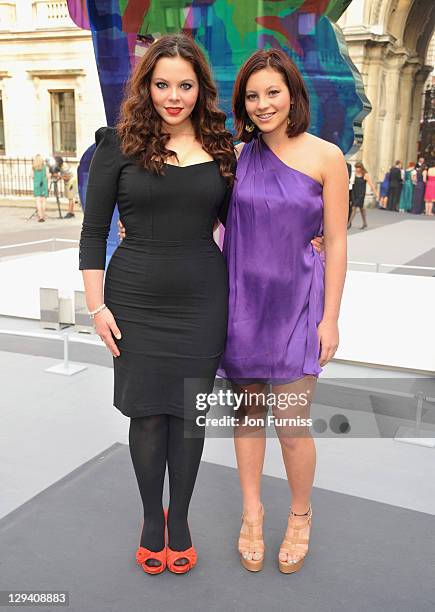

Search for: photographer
xmin=53 ymin=155 xmax=78 ymax=218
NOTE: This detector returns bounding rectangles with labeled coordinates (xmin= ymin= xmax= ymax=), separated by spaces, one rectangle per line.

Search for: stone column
xmin=407 ymin=66 xmax=432 ymax=163
xmin=394 ymin=60 xmax=420 ymax=165
xmin=361 ymin=40 xmax=389 ymax=180
xmin=377 ymin=48 xmax=408 ymax=176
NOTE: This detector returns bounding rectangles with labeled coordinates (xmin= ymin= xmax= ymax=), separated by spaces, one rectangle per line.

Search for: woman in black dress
xmin=79 ymin=34 xmax=235 ymax=574
xmin=347 ymin=161 xmax=380 ymax=229
xmin=410 ymin=164 xmax=427 ymax=214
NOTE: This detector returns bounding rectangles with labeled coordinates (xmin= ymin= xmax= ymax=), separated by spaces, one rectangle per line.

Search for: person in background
xmin=379 ymin=168 xmax=390 ymax=209
xmin=415 ymin=156 xmax=425 ymax=170
xmin=54 ymin=156 xmax=78 ymax=218
xmin=387 ymin=160 xmax=403 ymax=211
xmin=347 ymin=161 xmax=379 ymax=229
xmin=410 ymin=162 xmax=426 ymax=215
xmin=32 ymin=154 xmax=49 ymax=222
xmin=346 ymin=161 xmax=353 ymax=223
xmin=424 ymin=165 xmax=435 ymax=216
xmin=398 ymin=161 xmax=415 ymax=213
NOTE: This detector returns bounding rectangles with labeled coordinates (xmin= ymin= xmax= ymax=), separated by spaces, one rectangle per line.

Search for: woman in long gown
xmin=379 ymin=169 xmax=390 ymax=209
xmin=398 ymin=162 xmax=415 ymax=212
xmin=424 ymin=166 xmax=435 ymax=215
xmin=410 ymin=164 xmax=427 ymax=214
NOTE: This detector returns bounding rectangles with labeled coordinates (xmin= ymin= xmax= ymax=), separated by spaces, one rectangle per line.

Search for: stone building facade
xmin=0 ymin=0 xmax=434 ymax=185
xmin=0 ymin=0 xmax=105 ymax=163
xmin=338 ymin=0 xmax=435 ymax=180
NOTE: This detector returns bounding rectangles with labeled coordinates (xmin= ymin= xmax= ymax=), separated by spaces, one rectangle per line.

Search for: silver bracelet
xmin=89 ymin=304 xmax=107 ymax=319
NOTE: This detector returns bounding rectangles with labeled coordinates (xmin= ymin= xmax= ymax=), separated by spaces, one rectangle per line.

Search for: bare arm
xmin=318 ymin=145 xmax=348 ymax=365
xmin=365 ymin=173 xmax=379 ymax=200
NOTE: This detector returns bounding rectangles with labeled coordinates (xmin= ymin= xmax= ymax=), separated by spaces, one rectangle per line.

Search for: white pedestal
xmin=44 ymin=328 xmax=88 ymax=376
xmin=45 ymin=362 xmax=88 ymax=376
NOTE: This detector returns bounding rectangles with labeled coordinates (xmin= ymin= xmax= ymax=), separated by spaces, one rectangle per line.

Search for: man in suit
xmin=387 ymin=160 xmax=403 ymax=211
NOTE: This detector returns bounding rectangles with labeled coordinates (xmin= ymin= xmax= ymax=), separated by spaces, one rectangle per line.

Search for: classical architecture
xmin=338 ymin=0 xmax=435 ymax=180
xmin=0 ymin=1 xmax=433 ymax=187
xmin=0 ymin=0 xmax=105 ymax=162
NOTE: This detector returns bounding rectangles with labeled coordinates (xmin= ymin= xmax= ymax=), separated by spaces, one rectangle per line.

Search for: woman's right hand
xmin=117 ymin=219 xmax=126 ymax=241
xmin=93 ymin=307 xmax=121 ymax=357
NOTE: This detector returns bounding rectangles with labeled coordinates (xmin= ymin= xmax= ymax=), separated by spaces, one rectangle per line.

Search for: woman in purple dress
xmin=217 ymin=50 xmax=348 ymax=574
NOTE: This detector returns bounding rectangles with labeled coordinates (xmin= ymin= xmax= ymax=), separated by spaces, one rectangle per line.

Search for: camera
xmin=46 ymin=156 xmax=63 ymax=178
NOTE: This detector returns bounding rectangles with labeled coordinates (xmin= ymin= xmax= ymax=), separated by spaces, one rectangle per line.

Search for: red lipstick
xmin=165 ymin=107 xmax=183 ymax=116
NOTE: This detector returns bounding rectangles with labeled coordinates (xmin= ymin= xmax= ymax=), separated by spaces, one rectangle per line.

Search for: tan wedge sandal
xmin=238 ymin=503 xmax=265 ymax=572
xmin=278 ymin=504 xmax=312 ymax=574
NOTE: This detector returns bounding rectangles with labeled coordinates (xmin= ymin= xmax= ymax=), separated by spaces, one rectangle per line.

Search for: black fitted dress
xmin=79 ymin=127 xmax=231 ymax=420
xmin=351 ymin=176 xmax=366 ymax=208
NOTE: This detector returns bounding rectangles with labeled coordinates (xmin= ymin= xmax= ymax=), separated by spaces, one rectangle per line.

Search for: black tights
xmin=129 ymin=414 xmax=205 ymax=567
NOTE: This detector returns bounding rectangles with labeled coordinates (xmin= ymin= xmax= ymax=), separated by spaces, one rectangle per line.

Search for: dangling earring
xmin=288 ymin=103 xmax=295 ymax=128
xmin=245 ymin=122 xmax=255 ymax=133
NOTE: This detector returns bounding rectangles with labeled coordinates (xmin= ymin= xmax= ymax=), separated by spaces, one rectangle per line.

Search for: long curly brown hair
xmin=116 ymin=34 xmax=235 ymax=185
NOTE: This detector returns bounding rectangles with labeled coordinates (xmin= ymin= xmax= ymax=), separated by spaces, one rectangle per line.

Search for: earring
xmin=288 ymin=103 xmax=295 ymax=127
xmin=245 ymin=123 xmax=255 ymax=133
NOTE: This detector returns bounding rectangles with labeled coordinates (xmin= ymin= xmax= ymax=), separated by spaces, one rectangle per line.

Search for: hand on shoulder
xmin=235 ymin=142 xmax=245 ymax=160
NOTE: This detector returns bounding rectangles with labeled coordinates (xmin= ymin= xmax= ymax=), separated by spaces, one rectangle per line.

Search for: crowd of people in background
xmin=380 ymin=157 xmax=435 ymax=215
xmin=347 ymin=156 xmax=435 ymax=229
xmin=31 ymin=154 xmax=79 ymax=222
xmin=32 ymin=149 xmax=435 ymax=228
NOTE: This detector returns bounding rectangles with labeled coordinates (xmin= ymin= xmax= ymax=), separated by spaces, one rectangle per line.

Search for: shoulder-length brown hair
xmin=116 ymin=33 xmax=235 ymax=185
xmin=233 ymin=49 xmax=310 ymax=143
xmin=355 ymin=161 xmax=367 ymax=175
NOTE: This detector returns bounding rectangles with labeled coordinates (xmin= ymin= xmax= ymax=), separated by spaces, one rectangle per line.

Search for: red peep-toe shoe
xmin=166 ymin=510 xmax=197 ymax=574
xmin=135 ymin=509 xmax=167 ymax=575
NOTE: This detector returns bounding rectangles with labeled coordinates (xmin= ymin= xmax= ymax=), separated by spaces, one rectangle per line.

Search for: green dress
xmin=398 ymin=169 xmax=414 ymax=211
xmin=33 ymin=166 xmax=48 ymax=197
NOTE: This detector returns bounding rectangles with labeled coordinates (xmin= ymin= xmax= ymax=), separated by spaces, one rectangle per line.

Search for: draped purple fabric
xmin=217 ymin=134 xmax=325 ymax=383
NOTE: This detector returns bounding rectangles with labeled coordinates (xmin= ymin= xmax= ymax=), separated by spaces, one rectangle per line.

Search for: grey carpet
xmin=0 ymin=444 xmax=434 ymax=612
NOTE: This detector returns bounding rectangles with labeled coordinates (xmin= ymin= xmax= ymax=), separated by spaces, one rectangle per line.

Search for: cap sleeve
xmin=79 ymin=127 xmax=121 ymax=270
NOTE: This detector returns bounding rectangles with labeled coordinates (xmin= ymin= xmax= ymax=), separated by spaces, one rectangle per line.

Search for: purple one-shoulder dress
xmin=217 ymin=134 xmax=325 ymax=384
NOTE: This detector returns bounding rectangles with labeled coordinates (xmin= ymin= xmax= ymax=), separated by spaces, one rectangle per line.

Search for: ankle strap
xmin=289 ymin=503 xmax=312 ymax=518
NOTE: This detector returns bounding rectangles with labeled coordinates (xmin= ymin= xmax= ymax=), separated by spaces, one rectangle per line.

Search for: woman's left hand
xmin=311 ymin=235 xmax=324 ymax=253
xmin=117 ymin=219 xmax=126 ymax=241
xmin=317 ymin=318 xmax=339 ymax=366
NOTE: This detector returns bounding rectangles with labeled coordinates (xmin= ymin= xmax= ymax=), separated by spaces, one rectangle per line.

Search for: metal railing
xmin=0 ymin=158 xmax=78 ymax=197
